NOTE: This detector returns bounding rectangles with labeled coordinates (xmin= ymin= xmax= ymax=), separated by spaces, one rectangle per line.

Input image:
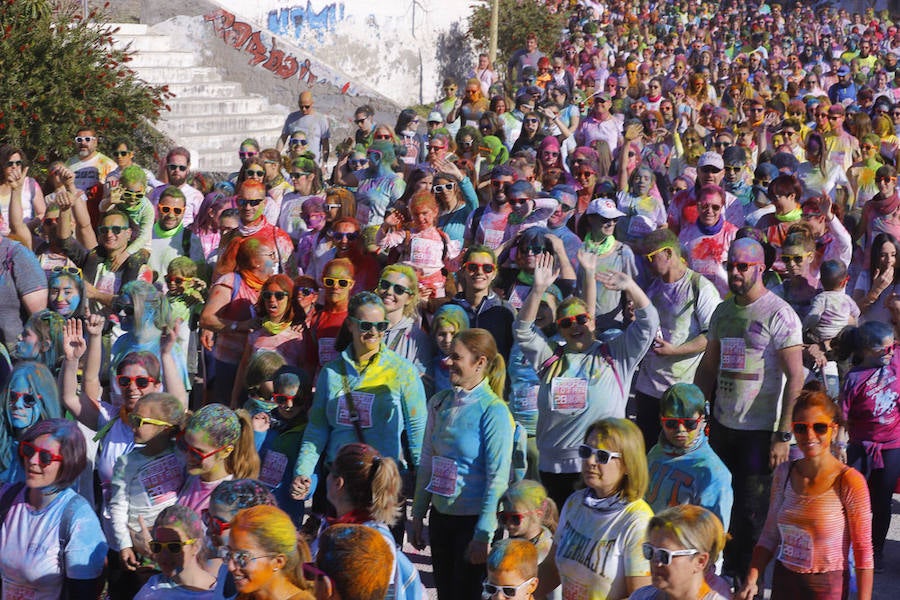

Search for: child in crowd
xmin=427 ymin=304 xmax=470 ymax=396
xmin=109 ymin=393 xmax=186 ymax=586
xmin=176 ymin=403 xmax=260 ymax=513
xmin=164 ymin=256 xmax=206 ymax=384
xmin=102 ymin=165 xmax=154 ymax=259
xmin=498 ymin=480 xmax=559 ymax=579
xmin=485 ymin=538 xmax=541 ymax=600
xmin=398 ymin=191 xmax=460 ymax=298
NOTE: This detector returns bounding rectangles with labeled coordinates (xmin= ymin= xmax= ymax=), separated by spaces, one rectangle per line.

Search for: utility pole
xmin=489 ymin=0 xmax=499 ymax=65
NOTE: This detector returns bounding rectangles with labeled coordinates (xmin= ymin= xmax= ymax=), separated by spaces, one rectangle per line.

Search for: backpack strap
xmin=598 ymin=343 xmax=624 ymax=398
xmin=92 ymin=416 xmax=118 ymax=443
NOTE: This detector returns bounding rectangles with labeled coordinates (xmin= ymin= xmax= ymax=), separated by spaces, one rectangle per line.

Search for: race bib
xmin=562 ymin=579 xmax=589 ymax=600
xmin=426 ymin=456 xmax=458 ymax=497
xmin=507 ymin=284 xmax=531 ymax=310
xmin=550 ymin=377 xmax=588 ymax=414
xmin=138 ymin=453 xmax=184 ymax=506
xmin=259 ymin=450 xmax=289 ymax=488
xmin=778 ymin=524 xmax=813 ymax=570
xmin=318 ymin=337 xmax=338 ymax=366
xmin=514 ymin=385 xmax=539 ymax=413
xmin=482 ymin=228 xmax=505 ymax=249
xmin=409 ymin=237 xmax=443 ymax=266
xmin=96 ymin=269 xmax=117 ymax=296
xmin=337 ymin=392 xmax=375 ymax=429
xmin=720 ymin=337 xmax=746 ymax=371
xmin=3 ymin=579 xmax=37 ymax=600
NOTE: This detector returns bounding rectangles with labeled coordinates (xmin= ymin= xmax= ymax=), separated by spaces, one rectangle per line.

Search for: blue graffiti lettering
xmin=267 ymin=1 xmax=345 ymax=42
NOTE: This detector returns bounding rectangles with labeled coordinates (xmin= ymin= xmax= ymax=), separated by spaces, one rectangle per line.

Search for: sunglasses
xmin=373 ymin=134 xmax=392 ymax=140
xmin=348 ymin=159 xmax=368 ymax=168
xmin=577 ymin=444 xmax=622 ymax=464
xmin=642 ymin=543 xmax=699 ymax=566
xmin=8 ymin=391 xmax=37 ymax=408
xmin=781 ymin=253 xmax=809 ymax=265
xmin=379 ymin=279 xmax=411 ymax=295
xmin=877 ymin=177 xmax=897 ymax=183
xmin=289 ymin=138 xmax=308 ymax=146
xmin=128 ymin=414 xmax=173 ymax=429
xmin=354 ymin=118 xmax=367 ymax=125
xmin=220 ymin=548 xmax=278 ymax=569
xmin=179 ymin=437 xmax=229 ymax=462
xmin=524 ymin=118 xmax=540 ymax=124
xmin=159 ymin=205 xmax=184 ymax=216
xmin=167 ymin=164 xmax=188 ymax=172
xmin=19 ymin=440 xmax=64 ymax=468
xmin=271 ymin=393 xmax=298 ymax=406
xmin=245 ymin=169 xmax=265 ymax=178
xmin=427 ymin=145 xmax=446 ymax=152
xmin=113 ymin=150 xmax=131 ymax=158
xmin=296 ymin=287 xmax=317 ymax=297
xmin=349 ymin=316 xmax=390 ymax=333
xmin=661 ymin=417 xmax=702 ymax=431
xmin=331 ymin=231 xmax=358 ymax=241
xmin=150 ymin=538 xmax=198 ymax=554
xmin=725 ymin=261 xmax=761 ymax=273
xmin=237 ymin=197 xmax=264 ymax=208
xmin=98 ymin=225 xmax=128 ymax=235
xmin=121 ymin=190 xmax=145 ymax=202
xmin=497 ymin=511 xmax=532 ymax=527
xmin=323 ymin=277 xmax=353 ymax=288
xmin=510 ymin=197 xmax=532 ymax=208
xmin=557 ymin=313 xmax=591 ymax=329
xmin=261 ymin=290 xmax=289 ymax=301
xmin=521 ymin=244 xmax=546 ymax=256
xmin=699 ymin=203 xmax=723 ymax=212
xmin=432 ymin=183 xmax=455 ymax=193
xmin=482 ymin=578 xmax=536 ymax=599
xmin=290 ymin=171 xmax=311 ymax=179
xmin=6 ymin=160 xmax=23 ymax=168
xmin=74 ymin=136 xmax=95 ymax=143
xmin=791 ymin=421 xmax=832 ymax=436
xmin=325 ymin=203 xmax=343 ymax=210
xmin=117 ymin=375 xmax=157 ymax=389
xmin=202 ymin=509 xmax=231 ymax=536
xmin=238 ymin=151 xmax=258 ymax=159
xmin=42 ymin=217 xmax=58 ymax=227
xmin=51 ymin=265 xmax=82 ymax=277
xmin=166 ymin=276 xmax=188 ymax=286
xmin=464 ymin=262 xmax=495 ymax=275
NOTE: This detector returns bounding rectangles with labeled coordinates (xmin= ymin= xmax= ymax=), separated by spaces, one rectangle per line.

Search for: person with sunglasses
xmin=736 ymin=391 xmax=873 ymax=599
xmin=677 ymin=185 xmax=739 ymax=298
xmin=545 ymin=185 xmax=582 ymax=265
xmin=147 ymin=147 xmax=203 ymax=228
xmin=309 ymin=258 xmax=354 ymax=370
xmin=516 ymin=251 xmax=656 ymax=508
xmin=772 ymin=228 xmax=819 ymax=320
xmin=630 ymin=505 xmax=730 ymax=600
xmin=411 ymin=327 xmax=514 ymax=598
xmin=108 ymin=392 xmax=186 ymax=595
xmin=294 ymin=293 xmax=426 ymax=503
xmin=374 ymin=264 xmax=432 ymax=377
xmin=0 ymin=418 xmax=107 ymax=600
xmin=279 ymin=154 xmax=324 ymax=243
xmin=225 ymin=504 xmax=316 ymax=599
xmin=146 ymin=186 xmax=204 ymax=289
xmin=838 ymin=320 xmax=900 ymax=574
xmin=279 ymin=90 xmax=330 ymax=168
xmin=135 ymin=504 xmax=217 ymax=599
xmin=497 ymin=480 xmax=559 ymax=595
xmin=64 ymin=126 xmax=117 ymax=215
xmin=574 ymin=92 xmax=622 ymax=154
xmin=463 ymin=165 xmax=515 ymax=251
xmin=0 ymin=145 xmax=46 ymax=237
xmin=511 ymin=111 xmax=546 ymax=156
xmin=645 ymin=383 xmax=733 ymax=534
xmin=355 ymin=140 xmax=406 ymax=231
xmin=693 ymin=237 xmax=804 ymax=582
xmin=0 ymin=361 xmax=61 ymax=483
xmin=483 ymin=539 xmax=540 ymax=600
xmin=431 ymin=161 xmax=478 ymax=247
xmin=535 ymin=418 xmax=652 ymax=598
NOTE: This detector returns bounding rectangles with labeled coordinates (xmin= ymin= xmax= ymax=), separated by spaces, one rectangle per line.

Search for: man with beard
xmin=693 ymin=238 xmax=804 ymax=586
xmin=65 ymin=127 xmax=117 ymax=226
xmin=148 ymin=147 xmax=204 ymax=227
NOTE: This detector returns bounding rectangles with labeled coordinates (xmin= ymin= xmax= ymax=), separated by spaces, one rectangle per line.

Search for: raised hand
xmin=63 ymin=318 xmax=86 ymax=361
xmin=532 ymin=251 xmax=559 ymax=290
xmin=577 ymin=246 xmax=599 ymax=273
xmin=596 ymin=269 xmax=633 ymax=291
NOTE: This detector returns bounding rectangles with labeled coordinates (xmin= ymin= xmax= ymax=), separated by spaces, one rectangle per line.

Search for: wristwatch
xmin=773 ymin=431 xmax=792 ymax=443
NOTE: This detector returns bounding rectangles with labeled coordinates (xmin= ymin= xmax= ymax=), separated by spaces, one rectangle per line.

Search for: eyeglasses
xmin=74 ymin=136 xmax=95 ymax=143
xmin=261 ymin=290 xmax=289 ymax=301
xmin=238 ymin=151 xmax=258 ymax=159
xmin=220 ymin=547 xmax=278 ymax=569
xmin=323 ymin=277 xmax=353 ymax=288
xmin=98 ymin=225 xmax=128 ymax=235
xmin=245 ymin=169 xmax=265 ymax=178
xmin=464 ymin=262 xmax=495 ymax=275
xmin=354 ymin=118 xmax=368 ymax=125
xmin=300 ymin=104 xmax=312 ymax=109
xmin=781 ymin=253 xmax=809 ymax=265
xmin=432 ymin=183 xmax=455 ymax=193
xmin=725 ymin=261 xmax=761 ymax=273
xmin=51 ymin=265 xmax=82 ymax=277
xmin=427 ymin=145 xmax=446 ymax=152
xmin=792 ymin=421 xmax=832 ymax=436
xmin=661 ymin=416 xmax=702 ymax=431
xmin=296 ymin=287 xmax=317 ymax=297
xmin=167 ymin=164 xmax=188 ymax=172
xmin=348 ymin=159 xmax=368 ymax=168
xmin=642 ymin=543 xmax=699 ymax=566
xmin=202 ymin=509 xmax=231 ymax=536
xmin=121 ymin=190 xmax=145 ymax=203
xmin=289 ymin=138 xmax=308 ymax=146
xmin=379 ymin=279 xmax=411 ymax=295
xmin=497 ymin=511 xmax=533 ymax=527
xmin=117 ymin=375 xmax=157 ymax=389
xmin=373 ymin=134 xmax=392 ymax=140
xmin=128 ymin=414 xmax=173 ymax=429
xmin=158 ymin=205 xmax=184 ymax=216
xmin=349 ymin=316 xmax=389 ymax=333
xmin=8 ymin=391 xmax=37 ymax=408
xmin=271 ymin=393 xmax=297 ymax=406
xmin=524 ymin=118 xmax=540 ymax=124
xmin=557 ymin=313 xmax=591 ymax=329
xmin=4 ymin=159 xmax=23 ymax=169
xmin=179 ymin=438 xmax=229 ymax=462
xmin=877 ymin=177 xmax=897 ymax=183
xmin=19 ymin=441 xmax=63 ymax=468
xmin=150 ymin=538 xmax=198 ymax=554
xmin=645 ymin=247 xmax=669 ymax=261
xmin=290 ymin=171 xmax=311 ymax=179
xmin=330 ymin=231 xmax=358 ymax=241
xmin=699 ymin=203 xmax=723 ymax=212
xmin=113 ymin=150 xmax=131 ymax=158
xmin=577 ymin=444 xmax=622 ymax=464
xmin=237 ymin=197 xmax=264 ymax=208
xmin=482 ymin=578 xmax=537 ymax=598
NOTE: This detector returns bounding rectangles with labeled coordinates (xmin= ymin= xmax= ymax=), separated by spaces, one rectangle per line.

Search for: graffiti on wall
xmin=204 ymin=9 xmax=354 ymax=94
xmin=267 ymin=1 xmax=345 ymax=40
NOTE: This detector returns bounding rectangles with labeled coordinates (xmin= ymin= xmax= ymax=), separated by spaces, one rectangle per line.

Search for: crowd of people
xmin=3 ymin=0 xmax=900 ymax=598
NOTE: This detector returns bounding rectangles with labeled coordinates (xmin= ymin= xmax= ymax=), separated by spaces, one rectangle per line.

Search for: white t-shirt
xmin=149 ymin=183 xmax=204 ymax=227
xmin=135 ymin=574 xmax=219 ymax=599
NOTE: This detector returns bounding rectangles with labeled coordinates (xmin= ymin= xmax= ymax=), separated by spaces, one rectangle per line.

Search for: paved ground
xmin=401 ymin=495 xmax=900 ymax=599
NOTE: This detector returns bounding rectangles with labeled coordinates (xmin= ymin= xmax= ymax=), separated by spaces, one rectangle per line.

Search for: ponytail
xmin=455 ymin=329 xmax=506 ymax=398
xmin=485 ymin=353 xmax=506 ymax=398
xmin=332 ymin=443 xmax=402 ymax=525
xmin=228 ymin=409 xmax=260 ymax=479
xmin=369 ymin=455 xmax=402 ymax=525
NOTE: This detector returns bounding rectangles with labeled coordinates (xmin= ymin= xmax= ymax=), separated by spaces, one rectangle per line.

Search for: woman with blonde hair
xmin=224 ymin=504 xmax=314 ymax=599
xmin=376 ymin=264 xmax=431 ymax=376
xmin=536 ymin=418 xmax=653 ymax=599
xmin=411 ymin=327 xmax=515 ymax=599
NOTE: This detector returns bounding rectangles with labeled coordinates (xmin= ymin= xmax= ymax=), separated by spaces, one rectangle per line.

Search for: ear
xmin=40 ymin=339 xmax=51 ymax=353
xmin=319 ymin=574 xmax=336 ymax=599
xmin=528 ymin=577 xmax=539 ymax=595
xmin=220 ymin=444 xmax=235 ymax=461
xmin=695 ymin=551 xmax=710 ymax=573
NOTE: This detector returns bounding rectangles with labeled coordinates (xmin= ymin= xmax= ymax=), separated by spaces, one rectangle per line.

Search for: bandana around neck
xmin=775 ymin=206 xmax=802 ymax=222
xmin=584 ymin=231 xmax=615 ymax=255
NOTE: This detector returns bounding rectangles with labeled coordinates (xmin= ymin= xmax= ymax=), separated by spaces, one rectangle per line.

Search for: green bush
xmin=467 ymin=0 xmax=568 ymax=80
xmin=0 ymin=0 xmax=171 ymax=166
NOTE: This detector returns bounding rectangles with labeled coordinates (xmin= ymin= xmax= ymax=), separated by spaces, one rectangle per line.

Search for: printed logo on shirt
xmin=720 ymin=338 xmax=746 ymax=371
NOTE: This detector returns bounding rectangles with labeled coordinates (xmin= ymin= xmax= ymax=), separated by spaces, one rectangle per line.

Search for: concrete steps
xmin=111 ymin=22 xmax=287 ymax=171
